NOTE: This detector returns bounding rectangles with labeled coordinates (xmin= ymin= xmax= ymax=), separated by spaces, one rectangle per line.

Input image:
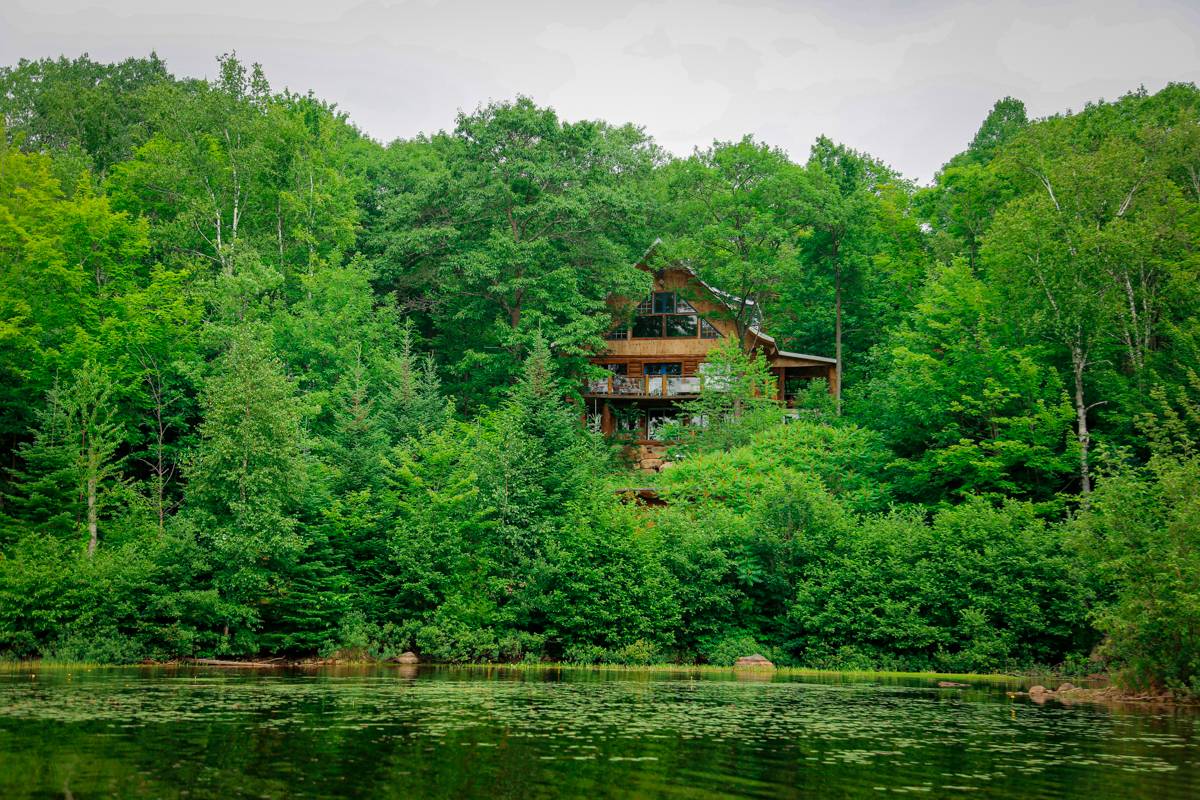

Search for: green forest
xmin=1 ymin=52 xmax=1198 ymax=695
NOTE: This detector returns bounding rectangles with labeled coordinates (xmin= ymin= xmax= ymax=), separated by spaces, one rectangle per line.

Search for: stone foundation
xmin=627 ymin=443 xmax=672 ymax=474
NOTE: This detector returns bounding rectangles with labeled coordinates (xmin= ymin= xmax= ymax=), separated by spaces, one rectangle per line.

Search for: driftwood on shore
xmin=1008 ymin=681 xmax=1193 ymax=706
xmin=180 ymin=657 xmax=287 ymax=668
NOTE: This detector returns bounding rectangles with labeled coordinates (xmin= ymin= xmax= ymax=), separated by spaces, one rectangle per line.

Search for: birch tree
xmin=987 ymin=119 xmax=1173 ymax=496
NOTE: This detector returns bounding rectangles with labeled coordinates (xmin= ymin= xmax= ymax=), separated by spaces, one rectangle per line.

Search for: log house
xmin=584 ymin=253 xmax=837 ymax=444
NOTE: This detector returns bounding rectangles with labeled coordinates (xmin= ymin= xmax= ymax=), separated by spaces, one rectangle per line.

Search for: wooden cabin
xmin=583 ymin=258 xmax=838 ymax=444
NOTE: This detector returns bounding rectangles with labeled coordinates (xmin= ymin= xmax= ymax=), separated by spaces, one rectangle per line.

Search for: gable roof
xmin=637 ymin=239 xmax=837 ymax=366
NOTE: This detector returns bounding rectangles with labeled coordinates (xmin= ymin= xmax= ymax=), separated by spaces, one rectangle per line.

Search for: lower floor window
xmin=783 ymin=367 xmax=827 ymax=401
xmin=647 ymin=408 xmax=681 ymax=440
xmin=644 ymin=362 xmax=682 ymax=376
xmin=610 ymin=406 xmax=644 ymax=433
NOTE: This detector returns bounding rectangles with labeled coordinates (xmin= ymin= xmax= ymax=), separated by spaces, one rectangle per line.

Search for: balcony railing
xmin=584 ymin=375 xmax=705 ymax=396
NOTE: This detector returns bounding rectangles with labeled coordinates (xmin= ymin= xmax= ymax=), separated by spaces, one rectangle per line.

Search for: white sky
xmin=2 ymin=0 xmax=1198 ymax=184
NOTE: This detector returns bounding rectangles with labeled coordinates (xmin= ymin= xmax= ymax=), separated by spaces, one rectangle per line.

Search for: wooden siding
xmin=590 ymin=264 xmax=837 ymax=395
xmin=602 ymin=339 xmax=718 ymax=358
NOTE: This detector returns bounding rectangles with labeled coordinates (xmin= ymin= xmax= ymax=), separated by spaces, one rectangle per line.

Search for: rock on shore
xmin=733 ymin=654 xmax=775 ymax=668
xmin=1012 ymin=682 xmax=1186 ymax=705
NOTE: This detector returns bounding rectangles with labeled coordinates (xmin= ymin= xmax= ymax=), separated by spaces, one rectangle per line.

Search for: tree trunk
xmin=1071 ymin=343 xmax=1092 ymax=498
xmin=153 ymin=399 xmax=166 ymax=539
xmin=834 ymin=261 xmax=843 ymax=416
xmin=155 ymin=453 xmax=165 ymax=539
xmin=86 ymin=474 xmax=99 ymax=555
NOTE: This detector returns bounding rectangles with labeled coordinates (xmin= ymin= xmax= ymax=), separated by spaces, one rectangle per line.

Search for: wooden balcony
xmin=583 ymin=375 xmax=705 ymax=398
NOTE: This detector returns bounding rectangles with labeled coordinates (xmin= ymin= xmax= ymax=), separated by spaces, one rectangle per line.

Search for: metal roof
xmin=639 ymin=239 xmax=838 ymax=366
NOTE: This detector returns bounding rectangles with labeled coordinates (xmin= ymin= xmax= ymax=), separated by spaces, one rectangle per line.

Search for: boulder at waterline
xmin=734 ymin=654 xmax=775 ymax=668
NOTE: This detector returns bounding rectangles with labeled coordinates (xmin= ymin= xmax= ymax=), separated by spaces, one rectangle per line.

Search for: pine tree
xmin=326 ymin=344 xmax=389 ymax=495
xmin=380 ymin=322 xmax=448 ymax=443
xmin=4 ymin=361 xmax=126 ymax=553
xmin=187 ymin=331 xmax=306 ymax=648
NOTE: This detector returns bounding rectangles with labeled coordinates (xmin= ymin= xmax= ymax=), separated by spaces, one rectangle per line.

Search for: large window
xmin=631 ymin=315 xmax=663 ymax=338
xmin=629 ymin=292 xmax=703 ymax=339
xmin=783 ymin=367 xmax=827 ymax=403
xmin=665 ymin=315 xmax=698 ymax=337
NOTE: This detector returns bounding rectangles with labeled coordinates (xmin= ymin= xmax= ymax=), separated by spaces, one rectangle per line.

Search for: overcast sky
xmin=2 ymin=0 xmax=1198 ymax=183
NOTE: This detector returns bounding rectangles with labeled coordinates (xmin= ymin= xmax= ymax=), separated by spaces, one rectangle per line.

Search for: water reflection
xmin=0 ymin=665 xmax=1195 ymax=799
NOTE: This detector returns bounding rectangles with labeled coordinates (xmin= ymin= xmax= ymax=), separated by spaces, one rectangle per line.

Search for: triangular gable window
xmin=700 ymin=318 xmax=722 ymax=338
xmin=675 ymin=297 xmax=697 ymax=313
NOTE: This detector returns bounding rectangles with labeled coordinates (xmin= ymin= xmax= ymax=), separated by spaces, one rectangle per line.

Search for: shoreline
xmin=6 ymin=661 xmax=1191 ymax=705
xmin=1 ymin=659 xmax=1104 ymax=682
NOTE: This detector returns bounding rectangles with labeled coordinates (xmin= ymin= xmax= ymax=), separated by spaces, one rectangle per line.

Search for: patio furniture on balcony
xmin=584 ymin=375 xmax=706 ymax=396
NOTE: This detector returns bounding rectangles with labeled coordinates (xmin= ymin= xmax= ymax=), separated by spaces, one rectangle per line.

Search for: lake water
xmin=0 ymin=666 xmax=1197 ymax=799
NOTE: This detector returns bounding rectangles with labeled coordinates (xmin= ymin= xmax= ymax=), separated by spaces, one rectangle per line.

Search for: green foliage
xmin=380 ymin=322 xmax=450 ymax=441
xmin=530 ymin=503 xmax=680 ymax=653
xmin=697 ymin=633 xmax=767 ymax=667
xmin=44 ymin=630 xmax=147 ymax=665
xmin=361 ymin=96 xmax=655 ymax=410
xmin=186 ymin=332 xmax=307 ymax=649
xmin=656 ymin=135 xmax=804 ymax=343
xmin=671 ymin=339 xmax=784 ymax=454
xmin=2 ymin=50 xmax=1200 ymax=679
xmin=0 ymin=134 xmax=152 ymax=472
xmin=785 ymin=500 xmax=1095 ymax=673
xmin=4 ymin=361 xmax=129 ymax=552
xmin=659 ymin=418 xmax=892 ymax=514
xmin=0 ymin=534 xmax=81 ymax=656
xmin=859 ymin=260 xmax=1077 ymax=508
xmin=1074 ymin=386 xmax=1200 ymax=696
xmin=964 ymin=97 xmax=1030 ymax=166
xmin=0 ymin=52 xmax=173 ymax=174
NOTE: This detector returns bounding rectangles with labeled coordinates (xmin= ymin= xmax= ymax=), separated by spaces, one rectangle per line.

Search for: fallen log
xmin=182 ymin=658 xmax=287 ymax=668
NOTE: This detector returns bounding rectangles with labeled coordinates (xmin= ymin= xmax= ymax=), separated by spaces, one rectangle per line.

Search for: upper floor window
xmin=628 ymin=292 xmax=703 ymax=339
xmin=632 ymin=315 xmax=663 ymax=338
xmin=664 ymin=315 xmax=698 ymax=338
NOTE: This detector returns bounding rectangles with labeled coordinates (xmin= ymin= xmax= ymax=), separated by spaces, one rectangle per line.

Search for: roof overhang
xmin=635 ymin=238 xmax=839 ymax=366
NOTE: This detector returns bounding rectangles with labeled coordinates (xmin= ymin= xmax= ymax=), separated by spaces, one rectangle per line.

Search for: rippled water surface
xmin=0 ymin=666 xmax=1197 ymax=799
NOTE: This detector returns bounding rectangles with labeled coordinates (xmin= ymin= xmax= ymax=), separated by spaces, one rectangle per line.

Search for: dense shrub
xmin=658 ymin=419 xmax=893 ymax=513
xmin=1075 ymin=446 xmax=1200 ymax=697
xmin=784 ymin=500 xmax=1096 ymax=672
